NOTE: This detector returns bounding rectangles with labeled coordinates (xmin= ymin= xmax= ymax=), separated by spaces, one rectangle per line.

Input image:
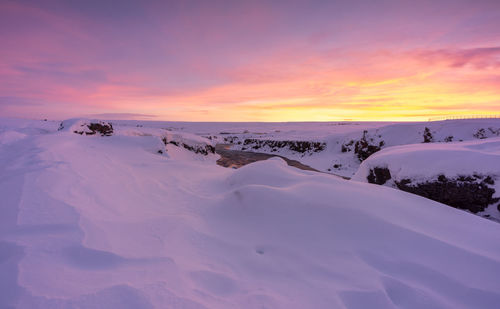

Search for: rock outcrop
xmin=73 ymin=121 xmax=114 ymax=136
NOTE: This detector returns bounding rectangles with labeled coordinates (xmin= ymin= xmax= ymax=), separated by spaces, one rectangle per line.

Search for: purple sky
xmin=1 ymin=0 xmax=499 ymax=121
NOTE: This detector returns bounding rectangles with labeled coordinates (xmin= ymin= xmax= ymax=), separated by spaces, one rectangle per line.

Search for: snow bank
xmin=1 ymin=118 xmax=500 ymax=308
xmin=352 ymin=138 xmax=500 ymax=218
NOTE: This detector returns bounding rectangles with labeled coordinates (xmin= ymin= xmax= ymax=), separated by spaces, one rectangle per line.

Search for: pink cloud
xmin=412 ymin=47 xmax=500 ymax=69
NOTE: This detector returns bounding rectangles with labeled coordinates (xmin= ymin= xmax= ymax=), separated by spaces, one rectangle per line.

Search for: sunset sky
xmin=1 ymin=0 xmax=499 ymax=121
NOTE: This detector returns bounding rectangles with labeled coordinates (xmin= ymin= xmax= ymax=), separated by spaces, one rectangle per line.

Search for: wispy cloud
xmin=85 ymin=113 xmax=158 ymax=120
xmin=412 ymin=47 xmax=500 ymax=69
xmin=1 ymin=0 xmax=499 ymax=120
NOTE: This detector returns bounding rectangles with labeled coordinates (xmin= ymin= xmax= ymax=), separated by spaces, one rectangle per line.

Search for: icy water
xmin=215 ymin=144 xmax=350 ymax=179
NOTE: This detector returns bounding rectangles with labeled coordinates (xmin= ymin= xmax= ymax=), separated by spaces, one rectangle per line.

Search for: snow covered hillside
xmin=352 ymin=138 xmax=500 ymax=220
xmin=1 ymin=118 xmax=500 ymax=308
xmin=165 ymin=119 xmax=498 ymax=177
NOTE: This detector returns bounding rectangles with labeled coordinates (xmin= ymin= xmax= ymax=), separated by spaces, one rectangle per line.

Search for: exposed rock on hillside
xmin=241 ymin=139 xmax=326 ymax=155
xmin=423 ymin=127 xmax=434 ymax=143
xmin=342 ymin=130 xmax=385 ymax=162
xmin=73 ymin=121 xmax=114 ymax=136
xmin=367 ymin=167 xmax=392 ymax=185
xmin=353 ymin=138 xmax=500 ymax=219
xmin=162 ymin=136 xmax=215 ymax=156
xmin=365 ymin=167 xmax=499 ymax=213
xmin=394 ymin=175 xmax=498 ymax=213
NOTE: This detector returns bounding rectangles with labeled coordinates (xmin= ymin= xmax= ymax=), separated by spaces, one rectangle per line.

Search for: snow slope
xmin=1 ymin=118 xmax=500 ymax=308
xmin=185 ymin=119 xmax=499 ymax=177
xmin=352 ymin=138 xmax=500 ymax=219
xmin=353 ymin=138 xmax=500 ymax=181
xmin=70 ymin=118 xmax=500 ymax=177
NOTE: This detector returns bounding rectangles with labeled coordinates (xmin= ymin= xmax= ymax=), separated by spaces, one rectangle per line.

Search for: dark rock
xmin=354 ymin=131 xmax=382 ymax=162
xmin=367 ymin=167 xmax=392 ymax=185
xmin=423 ymin=127 xmax=434 ymax=143
xmin=178 ymin=142 xmax=214 ymax=155
xmin=473 ymin=128 xmax=487 ymax=139
xmin=457 ymin=175 xmax=474 ymax=182
xmin=395 ymin=174 xmax=499 ymax=213
xmin=488 ymin=127 xmax=500 ymax=136
xmin=342 ymin=131 xmax=384 ymax=162
xmin=241 ymin=139 xmax=326 ymax=154
xmin=86 ymin=122 xmax=113 ymax=136
xmin=74 ymin=122 xmax=114 ymax=136
xmin=223 ymin=136 xmax=239 ymax=144
xmin=341 ymin=140 xmax=354 ymax=152
xmin=162 ymin=136 xmax=214 ymax=155
xmin=484 ymin=176 xmax=494 ymax=185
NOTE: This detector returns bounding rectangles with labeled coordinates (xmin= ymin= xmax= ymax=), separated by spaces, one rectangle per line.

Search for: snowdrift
xmin=352 ymin=138 xmax=500 ymax=219
xmin=1 ymin=118 xmax=500 ymax=308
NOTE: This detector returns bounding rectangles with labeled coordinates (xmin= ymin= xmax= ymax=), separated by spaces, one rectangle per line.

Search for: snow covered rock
xmin=352 ymin=138 xmax=500 ymax=219
xmin=240 ymin=139 xmax=326 ymax=155
xmin=59 ymin=119 xmax=114 ymax=136
xmin=341 ymin=130 xmax=385 ymax=162
xmin=161 ymin=131 xmax=215 ymax=155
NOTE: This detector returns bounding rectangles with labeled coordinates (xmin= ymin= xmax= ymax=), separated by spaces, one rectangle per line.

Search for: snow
xmin=0 ymin=130 xmax=27 ymax=145
xmin=200 ymin=119 xmax=500 ymax=177
xmin=352 ymin=137 xmax=500 ymax=219
xmin=353 ymin=138 xmax=500 ymax=181
xmin=1 ymin=118 xmax=500 ymax=308
xmin=57 ymin=118 xmax=500 ymax=177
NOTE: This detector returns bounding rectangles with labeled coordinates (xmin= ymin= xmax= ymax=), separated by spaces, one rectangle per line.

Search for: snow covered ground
xmin=352 ymin=138 xmax=500 ymax=219
xmin=149 ymin=119 xmax=498 ymax=177
xmin=1 ymin=118 xmax=500 ymax=308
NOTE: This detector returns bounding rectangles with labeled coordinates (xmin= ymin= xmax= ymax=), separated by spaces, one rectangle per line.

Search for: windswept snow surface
xmin=1 ymin=118 xmax=500 ymax=308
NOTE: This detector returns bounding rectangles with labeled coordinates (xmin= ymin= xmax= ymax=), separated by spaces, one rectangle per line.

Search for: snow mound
xmin=225 ymin=157 xmax=308 ymax=188
xmin=352 ymin=138 xmax=500 ymax=218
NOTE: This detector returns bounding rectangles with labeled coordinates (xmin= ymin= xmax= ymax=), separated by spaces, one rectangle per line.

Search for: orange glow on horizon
xmin=1 ymin=1 xmax=499 ymax=121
